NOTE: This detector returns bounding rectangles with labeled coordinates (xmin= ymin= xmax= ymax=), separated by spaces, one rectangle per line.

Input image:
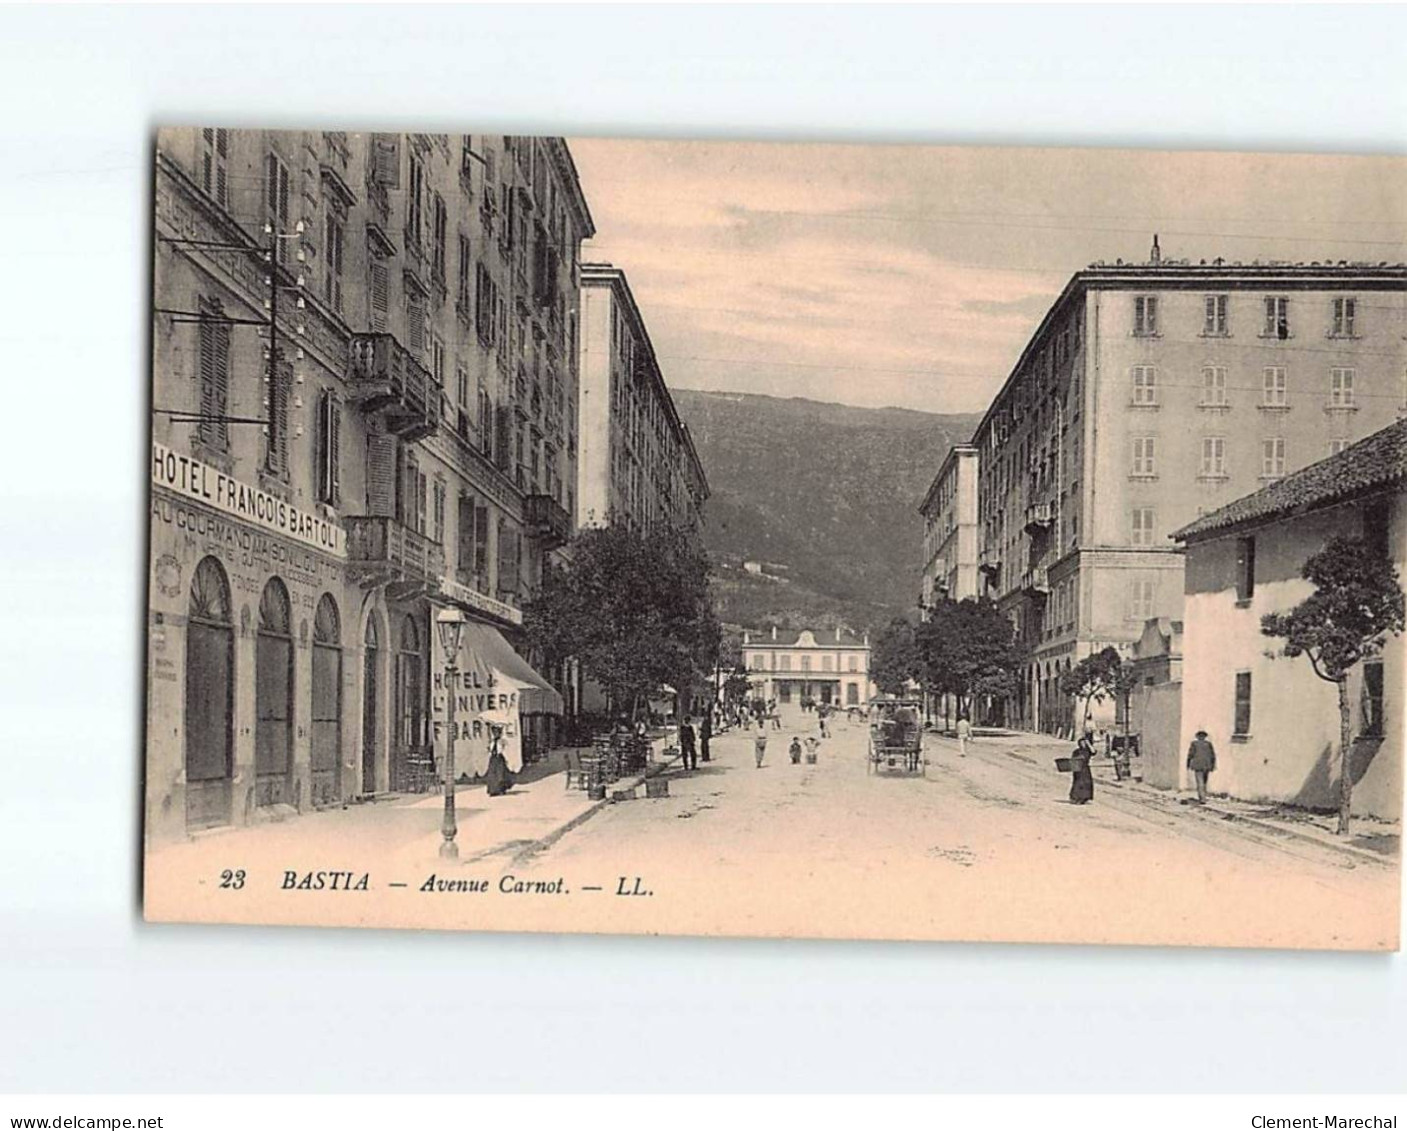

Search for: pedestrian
xmin=818 ymin=711 xmax=829 ymax=740
xmin=789 ymin=736 xmax=802 ymax=764
xmin=679 ymin=715 xmax=697 ymax=771
xmin=484 ymin=724 xmax=516 ymax=797
xmin=753 ymin=723 xmax=768 ymax=769
xmin=804 ymin=735 xmax=819 ymax=764
xmin=700 ymin=710 xmax=712 ymax=763
xmin=1068 ymin=728 xmax=1095 ymax=805
xmin=956 ymin=714 xmax=971 ymax=758
xmin=1186 ymin=729 xmax=1217 ymax=803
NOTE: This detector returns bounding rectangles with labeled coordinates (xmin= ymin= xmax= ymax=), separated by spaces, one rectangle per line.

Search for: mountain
xmin=672 ymin=389 xmax=982 ymax=636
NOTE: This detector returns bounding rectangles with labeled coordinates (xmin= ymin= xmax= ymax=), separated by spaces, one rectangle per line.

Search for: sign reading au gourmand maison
xmin=151 ymin=441 xmax=346 ymax=558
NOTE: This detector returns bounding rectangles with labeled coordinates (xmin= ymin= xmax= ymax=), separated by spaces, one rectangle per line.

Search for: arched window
xmin=310 ymin=594 xmax=342 ymax=807
xmin=395 ymin=613 xmax=425 ymax=754
xmin=184 ymin=556 xmax=233 ymax=828
xmin=255 ymin=577 xmax=294 ymax=806
xmin=361 ymin=613 xmax=381 ymax=794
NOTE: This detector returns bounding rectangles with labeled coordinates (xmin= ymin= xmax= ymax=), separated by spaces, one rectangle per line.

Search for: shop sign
xmin=442 ymin=577 xmax=523 ymax=627
xmin=151 ymin=441 xmax=345 ymax=558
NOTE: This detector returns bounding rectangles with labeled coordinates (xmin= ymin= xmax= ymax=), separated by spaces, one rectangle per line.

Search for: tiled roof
xmin=1173 ymin=419 xmax=1407 ymax=543
xmin=744 ymin=627 xmax=868 ymax=648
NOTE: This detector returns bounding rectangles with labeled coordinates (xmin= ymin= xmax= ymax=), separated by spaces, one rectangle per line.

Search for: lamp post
xmin=435 ymin=606 xmax=467 ymax=860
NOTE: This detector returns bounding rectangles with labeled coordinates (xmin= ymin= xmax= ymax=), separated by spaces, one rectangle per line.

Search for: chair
xmin=563 ymin=749 xmax=588 ymax=791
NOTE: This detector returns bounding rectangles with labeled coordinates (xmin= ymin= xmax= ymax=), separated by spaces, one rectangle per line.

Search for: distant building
xmin=742 ymin=626 xmax=872 ymax=709
xmin=1125 ymin=616 xmax=1184 ymax=791
xmin=1172 ymin=420 xmax=1405 ymax=820
xmin=919 ymin=443 xmax=980 ymax=611
xmin=969 ymin=243 xmax=1406 ymax=733
xmin=576 ymin=263 xmax=709 ymax=533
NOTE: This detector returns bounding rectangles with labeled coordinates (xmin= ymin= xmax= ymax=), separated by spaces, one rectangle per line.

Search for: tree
xmin=1059 ymin=646 xmax=1134 ymax=735
xmin=872 ymin=616 xmax=921 ymax=695
xmin=525 ymin=523 xmax=720 ymax=721
xmin=1261 ymin=535 xmax=1404 ymax=835
xmin=916 ymin=597 xmax=1025 ymax=723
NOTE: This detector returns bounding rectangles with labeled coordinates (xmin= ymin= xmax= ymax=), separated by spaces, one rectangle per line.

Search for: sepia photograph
xmin=143 ymin=128 xmax=1406 ymax=950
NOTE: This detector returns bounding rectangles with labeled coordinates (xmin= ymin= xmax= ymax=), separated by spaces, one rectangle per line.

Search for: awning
xmin=461 ymin=622 xmax=564 ymax=716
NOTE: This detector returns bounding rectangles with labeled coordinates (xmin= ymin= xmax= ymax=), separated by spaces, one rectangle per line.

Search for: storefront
xmin=146 ymin=443 xmax=354 ymax=843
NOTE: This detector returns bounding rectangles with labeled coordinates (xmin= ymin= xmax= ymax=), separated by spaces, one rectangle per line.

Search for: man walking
xmin=1186 ymin=729 xmax=1217 ymax=803
xmin=700 ymin=710 xmax=712 ymax=763
xmin=678 ymin=716 xmax=697 ymax=771
xmin=956 ymin=714 xmax=971 ymax=758
xmin=753 ymin=722 xmax=768 ymax=769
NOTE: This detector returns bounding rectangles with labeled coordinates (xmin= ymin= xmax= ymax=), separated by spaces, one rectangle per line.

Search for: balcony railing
xmin=524 ymin=493 xmax=572 ymax=549
xmin=347 ymin=333 xmax=441 ymax=442
xmin=345 ymin=516 xmax=445 ymax=598
xmin=1024 ymin=501 xmax=1054 ymax=536
xmin=1020 ymin=566 xmax=1049 ymax=598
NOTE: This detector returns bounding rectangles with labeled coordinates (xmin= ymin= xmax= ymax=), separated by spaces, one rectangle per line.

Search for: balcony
xmin=1024 ymin=501 xmax=1054 ymax=536
xmin=524 ymin=493 xmax=572 ymax=550
xmin=345 ymin=517 xmax=445 ymax=599
xmin=1020 ymin=566 xmax=1049 ymax=599
xmin=347 ymin=333 xmax=441 ymax=442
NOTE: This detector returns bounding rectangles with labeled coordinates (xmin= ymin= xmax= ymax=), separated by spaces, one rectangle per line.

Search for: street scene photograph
xmin=143 ymin=128 xmax=1406 ymax=950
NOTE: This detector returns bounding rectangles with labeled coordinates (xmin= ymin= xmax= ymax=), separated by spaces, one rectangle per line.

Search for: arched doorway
xmin=361 ymin=614 xmax=380 ymax=794
xmin=255 ymin=577 xmax=294 ymax=807
xmin=185 ymin=556 xmax=233 ymax=829
xmin=392 ymin=613 xmax=425 ymax=791
xmin=310 ymin=594 xmax=342 ymax=808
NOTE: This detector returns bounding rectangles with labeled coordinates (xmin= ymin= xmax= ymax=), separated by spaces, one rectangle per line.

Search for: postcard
xmin=144 ymin=129 xmax=1405 ymax=948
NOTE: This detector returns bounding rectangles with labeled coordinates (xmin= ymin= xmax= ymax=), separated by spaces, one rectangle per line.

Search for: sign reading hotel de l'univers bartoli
xmin=152 ymin=442 xmax=346 ymax=557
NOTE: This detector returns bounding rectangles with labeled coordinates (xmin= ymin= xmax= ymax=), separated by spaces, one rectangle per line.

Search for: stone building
xmin=742 ymin=627 xmax=872 ymax=711
xmin=968 ymin=242 xmax=1406 ymax=733
xmin=1172 ymin=420 xmax=1404 ymax=819
xmin=147 ymin=128 xmax=592 ymax=843
xmin=919 ymin=443 xmax=980 ymax=611
xmin=577 ymin=263 xmax=709 ymax=533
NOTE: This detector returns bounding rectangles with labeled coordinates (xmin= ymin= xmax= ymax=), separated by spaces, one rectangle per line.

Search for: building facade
xmin=1173 ymin=422 xmax=1404 ymax=820
xmin=969 ymin=246 xmax=1406 ymax=733
xmin=577 ymin=263 xmax=709 ymax=533
xmin=148 ymin=128 xmax=593 ymax=844
xmin=742 ymin=627 xmax=872 ymax=710
xmin=919 ymin=443 xmax=980 ymax=612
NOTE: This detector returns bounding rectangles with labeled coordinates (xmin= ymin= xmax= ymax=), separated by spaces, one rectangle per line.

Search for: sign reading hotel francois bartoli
xmin=151 ymin=441 xmax=346 ymax=558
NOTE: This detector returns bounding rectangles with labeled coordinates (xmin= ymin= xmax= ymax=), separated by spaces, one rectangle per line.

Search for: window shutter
xmin=198 ymin=314 xmax=217 ymax=440
xmin=365 ymin=434 xmax=397 ymax=517
xmin=372 ymin=134 xmax=401 ymax=188
xmin=329 ymin=393 xmax=341 ymax=505
xmin=417 ymin=470 xmax=428 ymax=534
xmin=474 ymin=504 xmax=489 ymax=576
xmin=457 ymin=495 xmax=475 ymax=581
xmin=369 ymin=258 xmax=389 ymax=331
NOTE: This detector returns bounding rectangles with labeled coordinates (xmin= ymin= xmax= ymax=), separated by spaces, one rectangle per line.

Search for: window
xmin=1263 ymin=296 xmax=1290 ymax=339
xmin=431 ymin=194 xmax=447 ymax=284
xmin=1235 ymin=536 xmax=1256 ymax=603
xmin=848 ymin=655 xmax=858 ymax=672
xmin=1234 ymin=671 xmax=1253 ymax=736
xmin=1131 ymin=507 xmax=1156 ymax=546
xmin=1131 ymin=436 xmax=1157 ymax=477
xmin=1203 ymin=294 xmax=1228 ymax=335
xmin=1131 ymin=366 xmax=1158 ymax=405
xmin=478 ymin=389 xmax=493 ymax=456
xmin=1201 ymin=366 xmax=1228 ymax=406
xmin=1361 ymin=661 xmax=1384 ymax=737
xmin=369 ymin=257 xmax=389 ymax=331
xmin=1133 ymin=295 xmax=1159 ymax=336
xmin=265 ymin=151 xmax=291 ymax=264
xmin=457 ymin=233 xmax=472 ymax=310
xmin=1200 ymin=436 xmax=1227 ymax=477
xmin=316 ymin=389 xmax=341 ymax=505
xmin=196 ymin=299 xmax=231 ymax=451
xmin=822 ymin=655 xmax=834 ymax=672
xmin=407 ymin=154 xmax=424 ymax=247
xmin=1330 ymin=367 xmax=1356 ymax=407
xmin=1128 ymin=576 xmax=1155 ymax=620
xmin=406 ymin=295 xmax=425 ymax=354
xmin=1331 ymin=296 xmax=1357 ymax=338
xmin=475 ymin=264 xmax=498 ymax=346
xmin=431 ymin=336 xmax=445 ymax=389
xmin=801 ymin=655 xmax=812 ymax=672
xmin=779 ymin=655 xmax=791 ymax=672
xmin=323 ymin=213 xmax=344 ymax=312
xmin=750 ymin=654 xmax=763 ymax=671
xmin=1261 ymin=437 xmax=1285 ymax=478
xmin=200 ymin=128 xmax=229 ymax=207
xmin=1262 ymin=366 xmax=1287 ymax=407
xmin=460 ymin=135 xmax=476 ymax=183
xmin=432 ymin=479 xmax=446 ymax=544
xmin=456 ymin=493 xmax=476 ymax=584
xmin=1329 ymin=437 xmax=1350 ymax=457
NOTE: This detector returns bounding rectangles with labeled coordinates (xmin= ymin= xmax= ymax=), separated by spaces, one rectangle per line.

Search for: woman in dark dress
xmin=484 ymin=724 xmax=515 ymax=797
xmin=1069 ymin=731 xmax=1096 ymax=804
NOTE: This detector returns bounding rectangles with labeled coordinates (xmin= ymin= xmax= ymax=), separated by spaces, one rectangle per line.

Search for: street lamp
xmin=435 ymin=606 xmax=468 ymax=860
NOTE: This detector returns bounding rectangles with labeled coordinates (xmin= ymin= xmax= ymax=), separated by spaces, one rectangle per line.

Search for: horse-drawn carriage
xmin=868 ymin=697 xmax=925 ymax=775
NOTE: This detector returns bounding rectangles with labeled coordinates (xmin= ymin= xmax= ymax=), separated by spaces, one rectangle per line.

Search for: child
xmin=804 ymin=736 xmax=819 ymax=764
xmin=789 ymin=736 xmax=802 ymax=764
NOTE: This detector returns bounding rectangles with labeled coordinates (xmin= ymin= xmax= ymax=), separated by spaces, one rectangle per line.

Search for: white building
xmin=742 ymin=626 xmax=872 ymax=710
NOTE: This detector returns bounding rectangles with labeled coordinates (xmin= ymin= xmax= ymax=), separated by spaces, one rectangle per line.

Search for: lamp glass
xmin=436 ymin=607 xmax=466 ymax=659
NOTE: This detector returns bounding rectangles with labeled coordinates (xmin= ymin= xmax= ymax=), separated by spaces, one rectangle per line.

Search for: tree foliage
xmin=1060 ymin=645 xmax=1136 ymax=729
xmin=916 ymin=597 xmax=1025 ymax=709
xmin=872 ymin=616 xmax=921 ymax=694
xmin=1261 ymin=536 xmax=1405 ymax=684
xmin=525 ymin=523 xmax=721 ymax=718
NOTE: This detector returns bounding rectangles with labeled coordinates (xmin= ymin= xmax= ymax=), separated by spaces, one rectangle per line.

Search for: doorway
xmin=310 ymin=594 xmax=342 ymax=808
xmin=184 ymin=556 xmax=233 ymax=829
xmin=255 ymin=577 xmax=294 ymax=807
xmin=362 ymin=615 xmax=380 ymax=793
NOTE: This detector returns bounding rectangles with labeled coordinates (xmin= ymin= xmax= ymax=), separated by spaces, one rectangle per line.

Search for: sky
xmin=569 ymin=139 xmax=1407 ymax=416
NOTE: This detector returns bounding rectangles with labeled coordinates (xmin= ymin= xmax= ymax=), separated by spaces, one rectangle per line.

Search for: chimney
xmin=771 ymin=625 xmax=777 ymax=641
xmin=1150 ymin=234 xmax=1162 ymax=265
xmin=743 ymin=631 xmax=750 ymax=644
